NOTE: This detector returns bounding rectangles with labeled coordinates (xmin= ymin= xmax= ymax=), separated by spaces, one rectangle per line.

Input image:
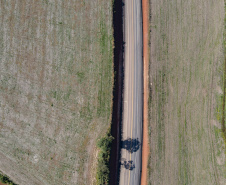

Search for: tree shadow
xmin=109 ymin=0 xmax=124 ymax=184
xmin=121 ymin=138 xmax=140 ymax=153
xmin=120 ymin=159 xmax=135 ymax=171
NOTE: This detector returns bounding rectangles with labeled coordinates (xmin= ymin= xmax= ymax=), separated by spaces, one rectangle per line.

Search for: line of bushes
xmin=0 ymin=172 xmax=17 ymax=185
xmin=96 ymin=129 xmax=114 ymax=185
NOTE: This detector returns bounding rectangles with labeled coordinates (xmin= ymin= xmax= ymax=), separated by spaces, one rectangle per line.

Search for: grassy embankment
xmin=149 ymin=0 xmax=225 ymax=184
xmin=95 ymin=2 xmax=115 ymax=184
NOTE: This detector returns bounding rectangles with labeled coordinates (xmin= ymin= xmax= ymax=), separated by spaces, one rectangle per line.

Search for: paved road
xmin=119 ymin=0 xmax=143 ymax=185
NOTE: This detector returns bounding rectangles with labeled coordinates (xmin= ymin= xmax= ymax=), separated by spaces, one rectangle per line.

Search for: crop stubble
xmin=149 ymin=0 xmax=225 ymax=184
xmin=0 ymin=0 xmax=113 ymax=184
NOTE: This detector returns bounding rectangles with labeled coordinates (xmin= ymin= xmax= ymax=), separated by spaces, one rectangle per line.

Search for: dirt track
xmin=141 ymin=0 xmax=149 ymax=185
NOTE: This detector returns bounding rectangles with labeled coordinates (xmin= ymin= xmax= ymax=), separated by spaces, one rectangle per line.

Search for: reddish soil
xmin=141 ymin=0 xmax=149 ymax=185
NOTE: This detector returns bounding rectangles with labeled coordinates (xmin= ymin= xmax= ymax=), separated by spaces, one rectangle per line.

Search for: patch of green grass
xmin=97 ymin=12 xmax=113 ymax=118
xmin=156 ymin=68 xmax=167 ymax=168
xmin=76 ymin=72 xmax=85 ymax=83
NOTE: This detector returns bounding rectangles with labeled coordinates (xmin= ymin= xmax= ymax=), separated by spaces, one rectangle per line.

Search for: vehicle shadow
xmin=121 ymin=138 xmax=140 ymax=153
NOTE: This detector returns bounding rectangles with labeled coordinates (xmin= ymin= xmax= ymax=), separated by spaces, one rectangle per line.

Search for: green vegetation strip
xmin=223 ymin=0 xmax=226 ymax=153
xmin=0 ymin=172 xmax=17 ymax=185
xmin=96 ymin=129 xmax=114 ymax=185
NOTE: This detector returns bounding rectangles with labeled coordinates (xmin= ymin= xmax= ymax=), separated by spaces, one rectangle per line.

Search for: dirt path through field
xmin=141 ymin=0 xmax=149 ymax=185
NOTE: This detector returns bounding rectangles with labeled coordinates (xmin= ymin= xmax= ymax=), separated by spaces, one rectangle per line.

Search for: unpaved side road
xmin=141 ymin=0 xmax=149 ymax=185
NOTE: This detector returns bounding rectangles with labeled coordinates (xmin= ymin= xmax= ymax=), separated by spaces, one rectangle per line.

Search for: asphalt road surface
xmin=119 ymin=0 xmax=143 ymax=185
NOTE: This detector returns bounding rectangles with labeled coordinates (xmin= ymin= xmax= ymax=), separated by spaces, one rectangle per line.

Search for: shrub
xmin=0 ymin=172 xmax=18 ymax=185
xmin=96 ymin=130 xmax=114 ymax=185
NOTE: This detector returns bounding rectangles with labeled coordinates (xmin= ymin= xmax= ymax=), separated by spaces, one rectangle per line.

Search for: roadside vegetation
xmin=222 ymin=0 xmax=226 ymax=152
xmin=0 ymin=1 xmax=113 ymax=184
xmin=0 ymin=172 xmax=17 ymax=185
xmin=96 ymin=129 xmax=114 ymax=185
xmin=149 ymin=0 xmax=225 ymax=184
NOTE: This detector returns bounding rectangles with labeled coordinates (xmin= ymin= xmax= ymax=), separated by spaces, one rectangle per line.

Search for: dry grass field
xmin=0 ymin=0 xmax=113 ymax=184
xmin=149 ymin=0 xmax=225 ymax=184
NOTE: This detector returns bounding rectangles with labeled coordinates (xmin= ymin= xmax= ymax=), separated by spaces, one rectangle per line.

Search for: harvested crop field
xmin=0 ymin=0 xmax=113 ymax=185
xmin=149 ymin=0 xmax=225 ymax=184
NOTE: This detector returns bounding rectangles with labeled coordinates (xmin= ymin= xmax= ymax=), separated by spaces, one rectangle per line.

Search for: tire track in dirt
xmin=141 ymin=0 xmax=149 ymax=185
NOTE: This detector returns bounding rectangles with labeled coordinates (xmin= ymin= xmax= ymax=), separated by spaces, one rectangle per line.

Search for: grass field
xmin=149 ymin=0 xmax=225 ymax=184
xmin=0 ymin=0 xmax=113 ymax=184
